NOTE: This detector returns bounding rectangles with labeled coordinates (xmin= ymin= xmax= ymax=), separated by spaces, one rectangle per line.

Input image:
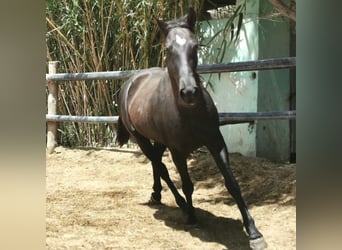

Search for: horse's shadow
xmin=146 ymin=203 xmax=251 ymax=250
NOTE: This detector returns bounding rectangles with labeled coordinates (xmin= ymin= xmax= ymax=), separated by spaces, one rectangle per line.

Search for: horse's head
xmin=156 ymin=8 xmax=201 ymax=107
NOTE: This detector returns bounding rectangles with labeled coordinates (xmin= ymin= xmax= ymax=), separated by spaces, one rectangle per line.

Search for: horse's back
xmin=119 ymin=68 xmax=165 ymax=100
xmin=118 ymin=68 xmax=170 ymax=138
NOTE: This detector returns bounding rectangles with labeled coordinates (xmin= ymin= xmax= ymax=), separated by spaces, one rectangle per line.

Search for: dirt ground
xmin=46 ymin=146 xmax=296 ymax=250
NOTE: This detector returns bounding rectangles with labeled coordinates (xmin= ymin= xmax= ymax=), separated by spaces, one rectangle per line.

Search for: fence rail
xmin=218 ymin=111 xmax=296 ymax=125
xmin=46 ymin=111 xmax=296 ymax=125
xmin=45 ymin=57 xmax=296 ymax=152
xmin=46 ymin=57 xmax=295 ymax=81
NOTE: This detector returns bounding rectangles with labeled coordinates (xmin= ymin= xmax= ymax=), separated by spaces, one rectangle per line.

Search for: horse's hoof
xmin=148 ymin=194 xmax=162 ymax=206
xmin=249 ymin=237 xmax=267 ymax=250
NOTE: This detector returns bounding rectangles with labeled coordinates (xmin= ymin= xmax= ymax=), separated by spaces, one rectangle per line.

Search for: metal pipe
xmin=46 ymin=57 xmax=296 ymax=82
xmin=46 ymin=111 xmax=296 ymax=125
xmin=198 ymin=57 xmax=296 ymax=74
xmin=219 ymin=111 xmax=296 ymax=125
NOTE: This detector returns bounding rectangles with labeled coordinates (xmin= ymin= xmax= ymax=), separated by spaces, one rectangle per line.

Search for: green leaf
xmin=235 ymin=12 xmax=243 ymax=42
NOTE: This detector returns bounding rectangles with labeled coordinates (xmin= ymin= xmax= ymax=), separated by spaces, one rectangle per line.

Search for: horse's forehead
xmin=167 ymin=28 xmax=195 ymax=46
xmin=175 ymin=34 xmax=187 ymax=46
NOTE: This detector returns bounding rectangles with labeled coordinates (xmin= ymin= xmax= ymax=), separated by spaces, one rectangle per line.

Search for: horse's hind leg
xmin=133 ymin=134 xmax=186 ymax=208
xmin=133 ymin=134 xmax=163 ymax=202
xmin=152 ymin=143 xmax=187 ymax=209
xmin=149 ymin=143 xmax=165 ymax=203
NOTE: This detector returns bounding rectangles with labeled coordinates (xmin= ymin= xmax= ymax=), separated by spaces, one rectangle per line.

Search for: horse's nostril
xmin=180 ymin=88 xmax=191 ymax=98
xmin=180 ymin=86 xmax=199 ymax=105
xmin=181 ymin=86 xmax=198 ymax=95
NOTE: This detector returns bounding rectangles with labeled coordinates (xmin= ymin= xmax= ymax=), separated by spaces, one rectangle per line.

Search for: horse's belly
xmin=130 ymin=112 xmax=160 ymax=141
xmin=130 ymin=108 xmax=187 ymax=146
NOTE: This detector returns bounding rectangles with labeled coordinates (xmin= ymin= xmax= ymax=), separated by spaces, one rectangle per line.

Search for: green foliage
xmin=197 ymin=2 xmax=246 ymax=88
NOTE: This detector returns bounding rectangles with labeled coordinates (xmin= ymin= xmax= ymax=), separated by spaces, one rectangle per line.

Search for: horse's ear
xmin=155 ymin=17 xmax=169 ymax=35
xmin=187 ymin=7 xmax=196 ymax=30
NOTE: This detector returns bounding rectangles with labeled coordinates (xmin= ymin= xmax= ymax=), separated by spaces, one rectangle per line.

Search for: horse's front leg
xmin=170 ymin=150 xmax=197 ymax=225
xmin=206 ymin=135 xmax=267 ymax=250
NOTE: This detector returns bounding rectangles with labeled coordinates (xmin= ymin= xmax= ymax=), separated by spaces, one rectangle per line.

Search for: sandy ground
xmin=46 ymin=146 xmax=296 ymax=250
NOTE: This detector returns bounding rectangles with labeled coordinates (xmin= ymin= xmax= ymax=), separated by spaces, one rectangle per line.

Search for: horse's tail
xmin=116 ymin=117 xmax=130 ymax=146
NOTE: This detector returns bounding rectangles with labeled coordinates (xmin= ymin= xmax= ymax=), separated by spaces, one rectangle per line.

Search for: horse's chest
xmin=160 ymin=118 xmax=204 ymax=150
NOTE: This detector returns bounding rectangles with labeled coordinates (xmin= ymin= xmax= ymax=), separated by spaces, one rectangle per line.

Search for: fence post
xmin=46 ymin=61 xmax=59 ymax=153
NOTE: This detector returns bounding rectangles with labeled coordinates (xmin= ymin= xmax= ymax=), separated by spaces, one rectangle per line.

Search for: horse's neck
xmin=164 ymin=70 xmax=180 ymax=103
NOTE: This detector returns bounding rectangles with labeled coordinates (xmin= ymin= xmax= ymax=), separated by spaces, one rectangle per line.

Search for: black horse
xmin=116 ymin=8 xmax=267 ymax=250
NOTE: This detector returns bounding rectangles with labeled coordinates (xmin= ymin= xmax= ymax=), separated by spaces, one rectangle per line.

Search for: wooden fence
xmin=46 ymin=57 xmax=296 ymax=153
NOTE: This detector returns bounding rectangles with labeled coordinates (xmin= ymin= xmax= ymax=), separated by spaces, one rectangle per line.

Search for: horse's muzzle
xmin=180 ymin=85 xmax=199 ymax=106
